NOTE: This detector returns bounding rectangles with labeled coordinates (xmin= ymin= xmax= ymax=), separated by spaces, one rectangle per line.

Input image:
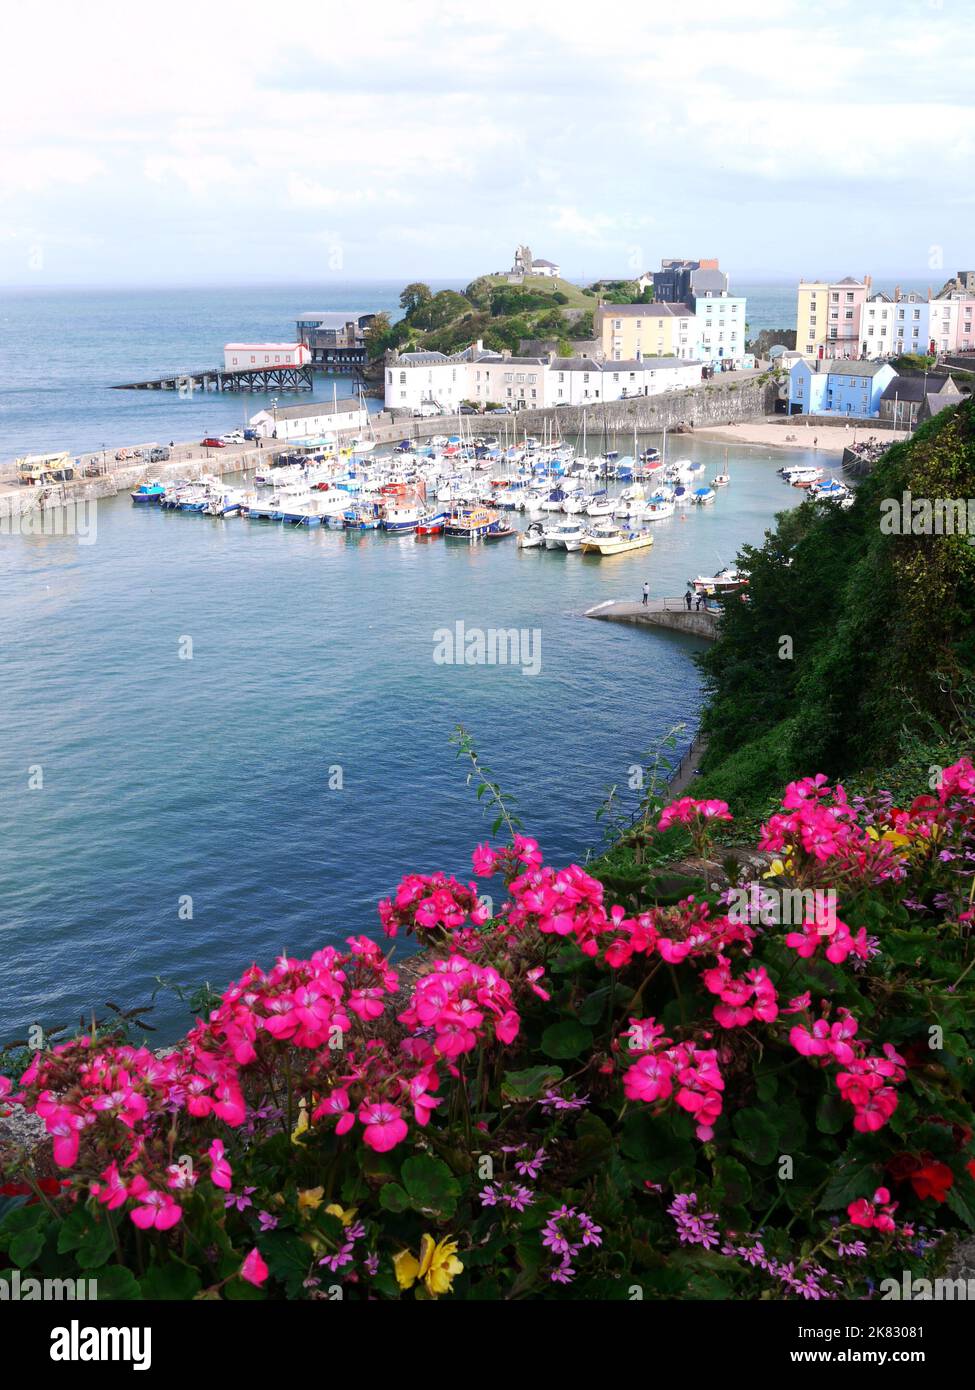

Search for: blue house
xmin=788 ymin=359 xmax=896 ymax=418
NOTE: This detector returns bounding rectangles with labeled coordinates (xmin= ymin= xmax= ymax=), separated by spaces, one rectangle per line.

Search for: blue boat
xmin=130 ymin=480 xmax=166 ymax=504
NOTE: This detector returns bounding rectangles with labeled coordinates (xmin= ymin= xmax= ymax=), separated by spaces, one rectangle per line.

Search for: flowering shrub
xmin=2 ymin=763 xmax=975 ymax=1300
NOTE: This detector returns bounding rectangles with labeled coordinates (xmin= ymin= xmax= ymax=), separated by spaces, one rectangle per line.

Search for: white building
xmin=531 ymin=258 xmax=560 ymax=278
xmin=692 ymin=293 xmax=746 ymax=365
xmin=224 ymin=342 xmax=310 ymax=371
xmin=384 ymin=342 xmax=702 ymax=412
xmin=248 ymin=398 xmax=368 ymax=441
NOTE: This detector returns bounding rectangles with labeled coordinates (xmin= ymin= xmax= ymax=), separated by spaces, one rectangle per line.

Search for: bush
xmin=4 ymin=757 xmax=975 ymax=1302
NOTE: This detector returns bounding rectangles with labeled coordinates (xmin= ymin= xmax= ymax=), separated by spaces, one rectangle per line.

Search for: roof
xmin=531 ymin=258 xmax=558 ymax=268
xmin=827 ymin=360 xmax=890 ymax=378
xmin=262 ymin=399 xmax=362 ymax=420
xmin=295 ymin=311 xmax=372 ymax=325
xmin=880 ymin=376 xmax=928 ymax=403
xmin=598 ymin=301 xmax=693 ymax=319
xmin=224 ymin=342 xmax=303 ymax=351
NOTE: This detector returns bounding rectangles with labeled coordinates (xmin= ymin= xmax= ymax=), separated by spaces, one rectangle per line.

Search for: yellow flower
xmin=393 ymin=1234 xmax=464 ymax=1299
xmin=325 ymin=1203 xmax=358 ymax=1226
xmin=763 ymin=858 xmax=786 ymax=879
xmin=291 ymin=1101 xmax=310 ymax=1145
xmin=298 ymin=1186 xmax=325 ymax=1214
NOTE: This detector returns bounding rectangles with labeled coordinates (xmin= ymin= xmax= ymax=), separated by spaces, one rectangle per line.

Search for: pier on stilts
xmin=112 ymin=364 xmax=315 ymax=393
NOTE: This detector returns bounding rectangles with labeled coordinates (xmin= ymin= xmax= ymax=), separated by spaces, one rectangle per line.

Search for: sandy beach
xmin=692 ymin=418 xmax=911 ymax=455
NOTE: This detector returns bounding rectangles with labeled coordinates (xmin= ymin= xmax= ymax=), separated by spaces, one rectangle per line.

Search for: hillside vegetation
xmin=365 ymin=277 xmax=597 ymax=361
xmin=695 ymin=398 xmax=975 ymax=812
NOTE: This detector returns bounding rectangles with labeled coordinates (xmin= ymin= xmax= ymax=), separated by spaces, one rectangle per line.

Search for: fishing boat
xmin=415 ymin=510 xmax=448 ymax=535
xmin=484 ymin=520 xmax=516 ymax=542
xmin=581 ymin=525 xmax=654 ymax=556
xmin=130 ymin=480 xmax=166 ymax=504
xmin=444 ymin=505 xmax=498 ymax=540
xmin=342 ymin=505 xmax=383 ymax=530
xmin=382 ymin=502 xmax=423 ymax=533
xmin=691 ymin=566 xmax=748 ymax=596
xmin=517 ymin=521 xmax=546 ymax=549
xmin=543 ymin=520 xmax=585 ymax=551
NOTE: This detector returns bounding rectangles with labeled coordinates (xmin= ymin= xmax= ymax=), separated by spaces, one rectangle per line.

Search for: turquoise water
xmin=0 ymin=439 xmax=813 ymax=1041
xmin=0 ymin=282 xmax=821 ymax=1041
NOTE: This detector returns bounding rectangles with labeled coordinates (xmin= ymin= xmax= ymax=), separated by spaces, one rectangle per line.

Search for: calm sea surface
xmin=0 ymin=283 xmax=819 ymax=1041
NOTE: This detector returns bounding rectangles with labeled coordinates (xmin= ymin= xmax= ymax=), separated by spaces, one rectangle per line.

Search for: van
xmin=149 ymin=447 xmax=171 ymax=463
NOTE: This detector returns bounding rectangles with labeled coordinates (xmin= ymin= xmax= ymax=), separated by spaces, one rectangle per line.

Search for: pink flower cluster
xmin=621 ymin=1016 xmax=725 ymax=1141
xmin=784 ymin=916 xmax=869 ymax=965
xmin=847 ymin=1187 xmax=898 ymax=1233
xmin=378 ymin=871 xmax=488 ymax=938
xmin=657 ymin=797 xmax=733 ymax=832
xmin=790 ymin=1009 xmax=905 ymax=1132
xmin=397 ymin=955 xmax=520 ymax=1058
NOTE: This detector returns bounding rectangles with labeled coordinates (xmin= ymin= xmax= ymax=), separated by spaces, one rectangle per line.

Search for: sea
xmin=0 ymin=281 xmax=817 ymax=1042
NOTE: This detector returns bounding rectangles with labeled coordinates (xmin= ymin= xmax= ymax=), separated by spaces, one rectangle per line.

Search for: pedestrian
xmin=695 ymin=593 xmax=704 ymax=611
xmin=813 ymin=436 xmax=818 ymax=449
xmin=685 ymin=587 xmax=693 ymax=610
xmin=642 ymin=581 xmax=650 ymax=607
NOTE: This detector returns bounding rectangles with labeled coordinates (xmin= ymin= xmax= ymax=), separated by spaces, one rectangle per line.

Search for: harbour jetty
xmin=113 ymin=363 xmax=314 ymax=393
xmin=585 ymin=597 xmax=720 ymax=640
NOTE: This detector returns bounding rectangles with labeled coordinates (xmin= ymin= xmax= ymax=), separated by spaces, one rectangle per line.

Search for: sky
xmin=1 ymin=0 xmax=972 ymax=288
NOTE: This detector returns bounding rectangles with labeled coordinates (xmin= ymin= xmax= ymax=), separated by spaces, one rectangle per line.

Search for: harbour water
xmin=0 ymin=282 xmax=821 ymax=1042
xmin=0 ymin=281 xmax=801 ymax=459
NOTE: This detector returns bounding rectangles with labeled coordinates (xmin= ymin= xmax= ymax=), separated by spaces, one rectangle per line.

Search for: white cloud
xmin=0 ymin=0 xmax=972 ymax=281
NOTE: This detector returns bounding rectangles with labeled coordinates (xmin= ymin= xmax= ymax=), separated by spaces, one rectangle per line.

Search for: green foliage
xmin=697 ymin=399 xmax=975 ymax=811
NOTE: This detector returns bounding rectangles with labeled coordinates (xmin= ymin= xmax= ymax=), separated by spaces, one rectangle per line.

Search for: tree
xmin=399 ymin=283 xmax=433 ymax=316
xmin=364 ymin=312 xmax=394 ymax=360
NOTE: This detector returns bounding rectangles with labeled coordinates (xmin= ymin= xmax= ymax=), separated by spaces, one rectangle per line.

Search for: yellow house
xmin=796 ymin=277 xmax=871 ymax=358
xmin=596 ymin=302 xmax=695 ymax=360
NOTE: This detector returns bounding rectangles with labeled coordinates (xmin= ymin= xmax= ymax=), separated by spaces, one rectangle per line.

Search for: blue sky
xmin=1 ymin=0 xmax=972 ymax=288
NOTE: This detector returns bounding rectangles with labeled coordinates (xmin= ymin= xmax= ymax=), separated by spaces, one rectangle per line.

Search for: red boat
xmin=415 ymin=511 xmax=448 ymax=536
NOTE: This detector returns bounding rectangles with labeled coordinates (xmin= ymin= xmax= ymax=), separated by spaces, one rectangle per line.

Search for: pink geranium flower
xmin=358 ymin=1101 xmax=408 ymax=1152
xmin=241 ymin=1248 xmax=269 ymax=1287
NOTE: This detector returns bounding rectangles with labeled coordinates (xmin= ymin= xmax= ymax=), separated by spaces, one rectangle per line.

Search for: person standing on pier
xmin=642 ymin=581 xmax=650 ymax=607
xmin=685 ymin=587 xmax=693 ymax=610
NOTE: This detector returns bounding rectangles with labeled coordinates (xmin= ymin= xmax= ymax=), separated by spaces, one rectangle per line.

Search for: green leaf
xmin=260 ymin=1231 xmax=312 ymax=1295
xmin=379 ymin=1182 xmax=410 ymax=1213
xmin=621 ymin=1111 xmax=695 ymax=1181
xmin=401 ymin=1155 xmax=462 ymax=1219
xmin=819 ymin=1159 xmax=882 ymax=1211
xmin=711 ymin=1156 xmax=752 ymax=1208
xmin=139 ymin=1262 xmax=202 ymax=1300
xmin=9 ymin=1228 xmax=45 ymax=1267
xmin=816 ymin=1091 xmax=846 ymax=1135
xmin=541 ymin=1020 xmax=593 ymax=1060
xmin=76 ymin=1217 xmax=116 ymax=1270
xmin=96 ymin=1266 xmax=142 ymax=1301
xmin=946 ymin=1183 xmax=975 ymax=1232
xmin=732 ymin=1108 xmax=778 ymax=1165
xmin=501 ymin=1065 xmax=563 ymax=1100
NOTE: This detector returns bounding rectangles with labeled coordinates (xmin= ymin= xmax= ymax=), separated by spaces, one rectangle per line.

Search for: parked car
xmin=487 ymin=406 xmax=512 ymax=415
xmin=149 ymin=446 xmax=170 ymax=463
xmin=221 ymin=431 xmax=245 ymax=444
xmin=243 ymin=429 xmax=259 ymax=441
xmin=458 ymin=404 xmax=478 ymax=415
xmin=200 ymin=437 xmax=226 ymax=448
xmin=412 ymin=404 xmax=442 ymax=418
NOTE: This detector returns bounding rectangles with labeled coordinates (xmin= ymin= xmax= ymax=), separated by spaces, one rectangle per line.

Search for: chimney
xmin=864 ymin=274 xmax=872 ymax=291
